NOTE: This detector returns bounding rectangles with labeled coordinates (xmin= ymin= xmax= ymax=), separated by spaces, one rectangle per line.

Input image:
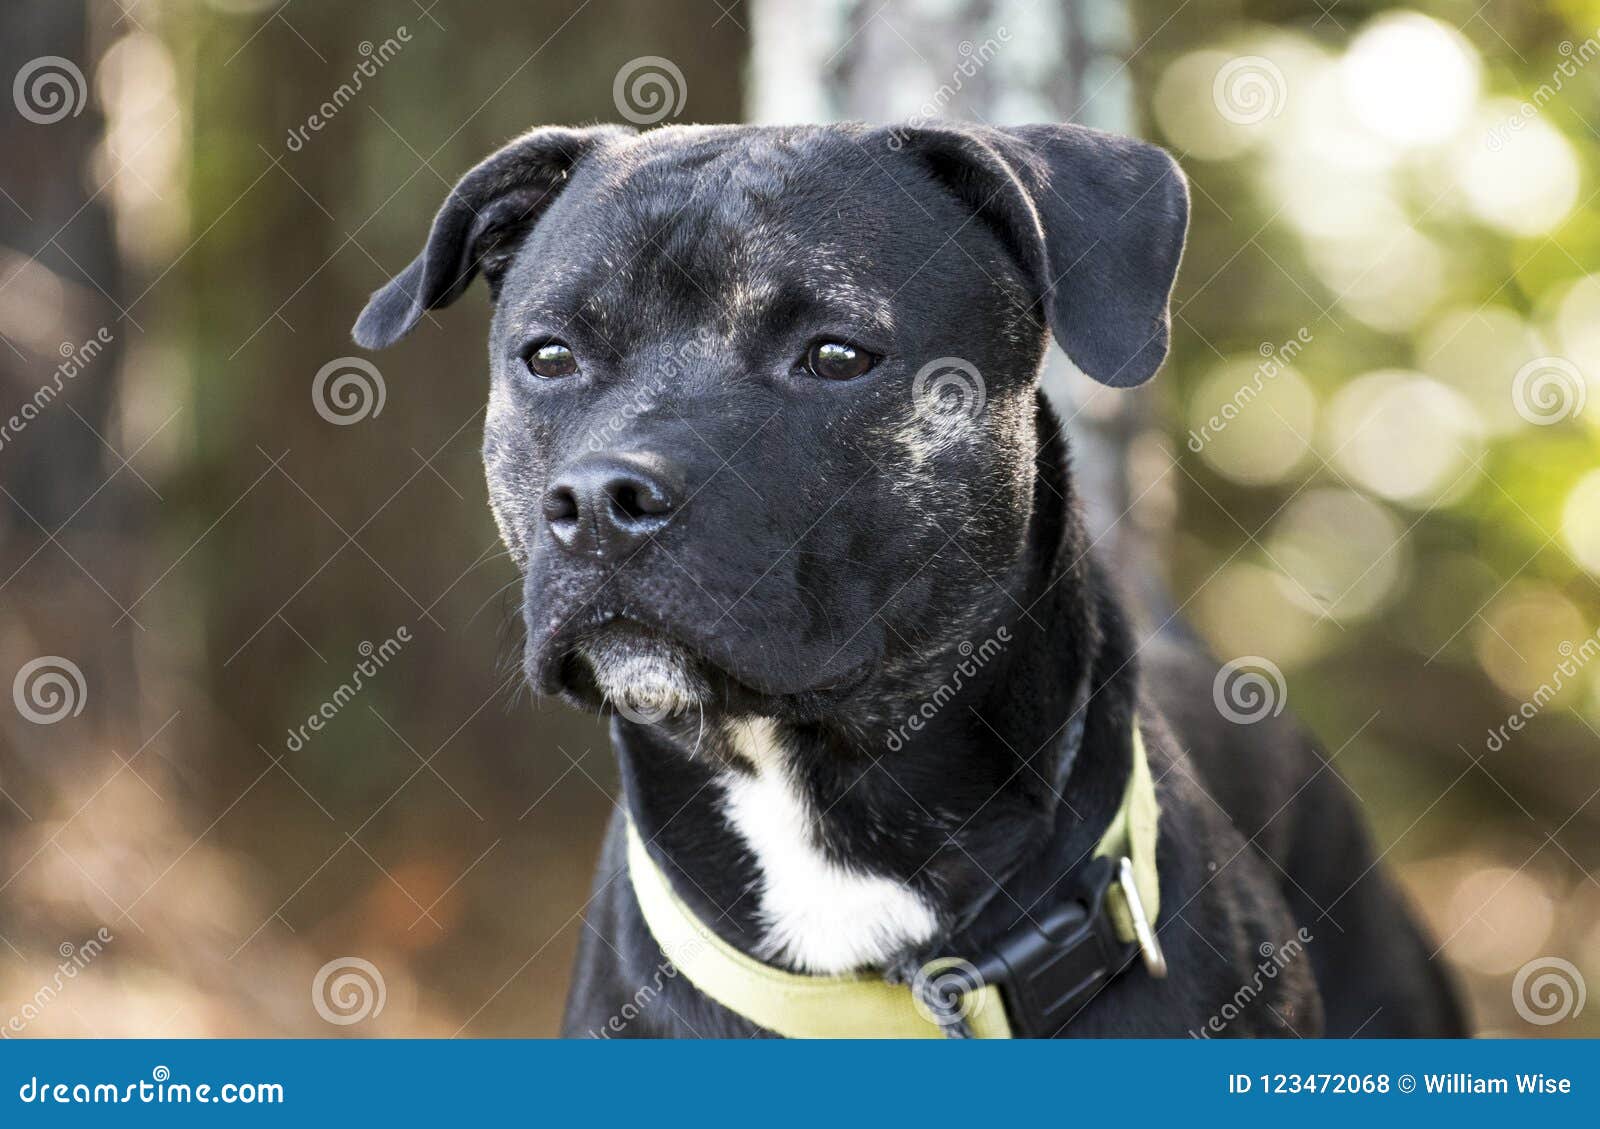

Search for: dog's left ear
xmin=353 ymin=124 xmax=633 ymax=349
xmin=888 ymin=122 xmax=1189 ymax=388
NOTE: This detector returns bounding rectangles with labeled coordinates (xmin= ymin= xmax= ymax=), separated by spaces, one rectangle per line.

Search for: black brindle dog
xmin=354 ymin=122 xmax=1466 ymax=1037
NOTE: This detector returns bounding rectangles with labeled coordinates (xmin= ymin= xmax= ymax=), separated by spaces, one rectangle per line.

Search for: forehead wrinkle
xmin=748 ymin=282 xmax=896 ymax=348
xmin=513 ymin=131 xmax=913 ymax=352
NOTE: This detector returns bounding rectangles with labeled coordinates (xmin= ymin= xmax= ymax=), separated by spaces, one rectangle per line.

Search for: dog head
xmin=354 ymin=123 xmax=1186 ymax=726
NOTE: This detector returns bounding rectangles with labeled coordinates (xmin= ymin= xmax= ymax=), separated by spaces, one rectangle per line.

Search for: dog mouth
xmin=559 ymin=621 xmax=711 ymax=721
xmin=532 ymin=611 xmax=879 ymax=719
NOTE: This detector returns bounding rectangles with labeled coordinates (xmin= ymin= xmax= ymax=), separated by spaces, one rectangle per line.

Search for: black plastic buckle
xmin=969 ymin=855 xmax=1138 ymax=1037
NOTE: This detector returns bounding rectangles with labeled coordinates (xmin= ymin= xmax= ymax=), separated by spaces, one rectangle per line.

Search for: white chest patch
xmin=719 ymin=718 xmax=939 ymax=975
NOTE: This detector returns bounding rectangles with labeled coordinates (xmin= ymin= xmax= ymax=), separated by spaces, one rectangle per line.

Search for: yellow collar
xmin=625 ymin=723 xmax=1161 ymax=1038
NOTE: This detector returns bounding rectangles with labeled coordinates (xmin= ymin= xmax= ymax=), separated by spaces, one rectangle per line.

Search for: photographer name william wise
xmin=1425 ymin=1073 xmax=1572 ymax=1095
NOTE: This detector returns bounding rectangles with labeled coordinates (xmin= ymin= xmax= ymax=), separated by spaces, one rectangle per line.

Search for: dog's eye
xmin=804 ymin=341 xmax=877 ymax=381
xmin=525 ymin=342 xmax=580 ymax=379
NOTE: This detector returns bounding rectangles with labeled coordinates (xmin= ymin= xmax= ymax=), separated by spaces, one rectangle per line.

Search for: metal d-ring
xmin=1118 ymin=856 xmax=1168 ymax=979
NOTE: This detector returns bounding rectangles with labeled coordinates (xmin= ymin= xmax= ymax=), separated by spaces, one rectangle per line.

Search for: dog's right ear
xmin=352 ymin=125 xmax=632 ymax=349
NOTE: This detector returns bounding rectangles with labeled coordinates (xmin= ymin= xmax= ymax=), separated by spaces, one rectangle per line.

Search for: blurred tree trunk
xmin=0 ymin=4 xmax=138 ymax=777
xmin=0 ymin=2 xmax=121 ymax=528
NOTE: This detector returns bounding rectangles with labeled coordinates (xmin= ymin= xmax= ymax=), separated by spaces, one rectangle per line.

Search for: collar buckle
xmin=968 ymin=856 xmax=1138 ymax=1036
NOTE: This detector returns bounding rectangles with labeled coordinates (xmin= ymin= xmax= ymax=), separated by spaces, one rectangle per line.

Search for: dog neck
xmin=612 ymin=399 xmax=1141 ymax=976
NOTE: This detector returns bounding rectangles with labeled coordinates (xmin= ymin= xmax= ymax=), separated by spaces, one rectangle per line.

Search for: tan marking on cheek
xmin=483 ymin=384 xmax=532 ymax=565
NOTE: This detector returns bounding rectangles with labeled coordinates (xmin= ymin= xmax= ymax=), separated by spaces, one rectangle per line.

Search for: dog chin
xmin=572 ymin=624 xmax=709 ymax=718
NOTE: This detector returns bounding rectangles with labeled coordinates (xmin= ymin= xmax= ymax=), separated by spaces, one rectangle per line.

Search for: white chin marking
xmin=720 ymin=718 xmax=939 ymax=975
xmin=580 ymin=630 xmax=705 ymax=716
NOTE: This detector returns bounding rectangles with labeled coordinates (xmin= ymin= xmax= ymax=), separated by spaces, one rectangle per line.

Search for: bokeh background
xmin=1 ymin=0 xmax=1596 ymax=1037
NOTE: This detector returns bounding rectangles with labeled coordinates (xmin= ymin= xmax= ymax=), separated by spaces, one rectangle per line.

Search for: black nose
xmin=542 ymin=453 xmax=681 ymax=557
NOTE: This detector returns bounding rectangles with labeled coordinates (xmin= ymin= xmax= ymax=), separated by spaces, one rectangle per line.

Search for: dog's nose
xmin=542 ymin=453 xmax=681 ymax=557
